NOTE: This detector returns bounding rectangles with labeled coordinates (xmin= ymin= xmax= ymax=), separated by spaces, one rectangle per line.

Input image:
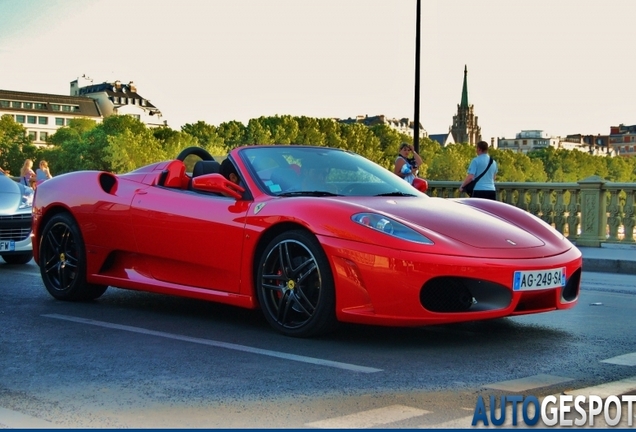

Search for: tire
xmin=38 ymin=212 xmax=108 ymax=301
xmin=1 ymin=252 xmax=33 ymax=265
xmin=256 ymin=230 xmax=337 ymax=337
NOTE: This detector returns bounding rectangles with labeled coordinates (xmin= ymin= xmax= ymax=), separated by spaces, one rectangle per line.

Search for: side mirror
xmin=192 ymin=173 xmax=245 ymax=199
xmin=412 ymin=178 xmax=428 ymax=193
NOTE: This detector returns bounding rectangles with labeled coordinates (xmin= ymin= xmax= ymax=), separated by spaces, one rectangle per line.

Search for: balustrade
xmin=425 ymin=176 xmax=636 ymax=247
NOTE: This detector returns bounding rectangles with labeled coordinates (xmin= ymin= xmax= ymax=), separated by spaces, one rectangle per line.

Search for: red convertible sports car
xmin=32 ymin=145 xmax=581 ymax=337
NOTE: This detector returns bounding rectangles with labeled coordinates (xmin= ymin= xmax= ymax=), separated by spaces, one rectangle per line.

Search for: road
xmin=1 ymin=260 xmax=635 ymax=428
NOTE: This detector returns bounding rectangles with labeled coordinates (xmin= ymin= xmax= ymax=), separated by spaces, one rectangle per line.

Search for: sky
xmin=0 ymin=0 xmax=634 ymax=141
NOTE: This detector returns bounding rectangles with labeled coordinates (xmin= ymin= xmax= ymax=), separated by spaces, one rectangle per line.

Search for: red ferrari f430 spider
xmin=32 ymin=145 xmax=581 ymax=337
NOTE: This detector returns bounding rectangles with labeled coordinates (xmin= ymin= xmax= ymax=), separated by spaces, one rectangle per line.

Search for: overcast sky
xmin=0 ymin=0 xmax=634 ymax=141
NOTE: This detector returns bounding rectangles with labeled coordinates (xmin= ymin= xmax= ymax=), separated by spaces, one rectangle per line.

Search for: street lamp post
xmin=413 ymin=0 xmax=421 ymax=154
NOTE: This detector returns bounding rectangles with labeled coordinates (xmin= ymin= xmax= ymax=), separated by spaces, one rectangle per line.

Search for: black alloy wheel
xmin=257 ymin=230 xmax=337 ymax=338
xmin=39 ymin=212 xmax=107 ymax=301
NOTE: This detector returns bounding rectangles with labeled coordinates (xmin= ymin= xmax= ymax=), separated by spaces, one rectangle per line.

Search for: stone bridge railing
xmin=426 ymin=176 xmax=636 ymax=248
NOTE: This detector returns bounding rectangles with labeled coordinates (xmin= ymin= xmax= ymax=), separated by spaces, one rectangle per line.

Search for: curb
xmin=582 ymin=257 xmax=636 ymax=275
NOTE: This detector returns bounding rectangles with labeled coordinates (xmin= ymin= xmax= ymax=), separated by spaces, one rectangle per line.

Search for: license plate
xmin=513 ymin=267 xmax=566 ymax=291
xmin=0 ymin=240 xmax=16 ymax=252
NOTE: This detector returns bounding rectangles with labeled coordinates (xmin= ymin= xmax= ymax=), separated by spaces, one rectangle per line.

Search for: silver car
xmin=0 ymin=172 xmax=33 ymax=264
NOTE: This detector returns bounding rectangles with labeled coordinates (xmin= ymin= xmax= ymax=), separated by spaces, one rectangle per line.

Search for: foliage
xmin=179 ymin=121 xmax=225 ymax=151
xmin=0 ymin=114 xmax=38 ymax=175
xmin=3 ymin=112 xmax=636 ymax=184
xmin=427 ymin=144 xmax=470 ymax=181
xmin=105 ymin=129 xmax=163 ymax=173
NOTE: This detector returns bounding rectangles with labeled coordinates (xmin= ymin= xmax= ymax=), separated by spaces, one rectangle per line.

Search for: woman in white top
xmin=393 ymin=142 xmax=423 ymax=185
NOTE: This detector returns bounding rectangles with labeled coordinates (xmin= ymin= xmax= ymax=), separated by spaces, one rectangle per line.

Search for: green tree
xmin=105 ymin=128 xmax=164 ymax=173
xmin=45 ymin=118 xmax=99 ymax=174
xmin=0 ymin=114 xmax=38 ymax=175
xmin=427 ymin=145 xmax=470 ymax=181
xmin=605 ymin=155 xmax=635 ymax=182
xmin=155 ymin=127 xmax=204 ymax=160
xmin=81 ymin=115 xmax=149 ymax=171
xmin=180 ymin=121 xmax=226 ymax=150
xmin=245 ymin=117 xmax=274 ymax=145
xmin=217 ymin=120 xmax=246 ymax=148
xmin=294 ymin=116 xmax=326 ymax=146
xmin=316 ymin=118 xmax=345 ymax=149
xmin=413 ymin=137 xmax=444 ymax=179
xmin=261 ymin=115 xmax=299 ymax=144
xmin=368 ymin=125 xmax=415 ymax=171
xmin=340 ymin=123 xmax=384 ymax=164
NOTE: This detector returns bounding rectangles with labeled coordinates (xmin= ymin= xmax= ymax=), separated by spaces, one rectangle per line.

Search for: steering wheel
xmin=176 ymin=146 xmax=214 ymax=162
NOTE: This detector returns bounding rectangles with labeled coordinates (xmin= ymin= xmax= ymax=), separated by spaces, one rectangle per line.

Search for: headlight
xmin=352 ymin=212 xmax=434 ymax=245
xmin=19 ymin=191 xmax=34 ymax=209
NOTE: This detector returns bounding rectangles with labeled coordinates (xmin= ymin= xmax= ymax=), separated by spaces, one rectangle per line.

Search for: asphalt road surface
xmin=1 ymin=260 xmax=635 ymax=428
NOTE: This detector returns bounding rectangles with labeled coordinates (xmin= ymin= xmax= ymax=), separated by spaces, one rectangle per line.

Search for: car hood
xmin=0 ymin=175 xmax=31 ymax=214
xmin=345 ymin=196 xmax=546 ymax=250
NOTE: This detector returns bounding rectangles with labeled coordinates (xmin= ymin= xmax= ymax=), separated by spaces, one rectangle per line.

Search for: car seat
xmin=159 ymin=160 xmax=187 ymax=188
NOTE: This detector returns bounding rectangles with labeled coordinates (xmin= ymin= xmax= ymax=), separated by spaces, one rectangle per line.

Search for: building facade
xmin=497 ymin=130 xmax=559 ymax=153
xmin=497 ymin=130 xmax=616 ymax=156
xmin=0 ymin=89 xmax=102 ymax=147
xmin=609 ymin=124 xmax=636 ymax=156
xmin=70 ymin=75 xmax=165 ymax=128
xmin=449 ymin=65 xmax=481 ymax=145
xmin=563 ymin=134 xmax=615 ymax=156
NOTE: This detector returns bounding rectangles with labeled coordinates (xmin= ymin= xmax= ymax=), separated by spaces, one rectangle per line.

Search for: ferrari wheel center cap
xmin=60 ymin=252 xmax=66 ymax=262
xmin=287 ymin=280 xmax=295 ymax=290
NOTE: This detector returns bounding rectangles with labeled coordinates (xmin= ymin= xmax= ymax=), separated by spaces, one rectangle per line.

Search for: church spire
xmin=460 ymin=64 xmax=469 ymax=108
xmin=450 ymin=64 xmax=481 ymax=145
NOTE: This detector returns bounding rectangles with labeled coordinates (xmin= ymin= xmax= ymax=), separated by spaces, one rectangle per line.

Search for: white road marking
xmin=305 ymin=405 xmax=428 ymax=428
xmin=563 ymin=375 xmax=636 ymax=398
xmin=484 ymin=373 xmax=573 ymax=392
xmin=42 ymin=313 xmax=382 ymax=373
xmin=601 ymin=352 xmax=636 ymax=367
xmin=0 ymin=407 xmax=58 ymax=428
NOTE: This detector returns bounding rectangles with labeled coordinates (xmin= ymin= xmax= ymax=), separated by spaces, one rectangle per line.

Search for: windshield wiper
xmin=278 ymin=191 xmax=342 ymax=197
xmin=374 ymin=192 xmax=417 ymax=197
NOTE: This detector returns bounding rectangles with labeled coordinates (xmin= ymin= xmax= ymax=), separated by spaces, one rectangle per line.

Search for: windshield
xmin=239 ymin=146 xmax=425 ymax=198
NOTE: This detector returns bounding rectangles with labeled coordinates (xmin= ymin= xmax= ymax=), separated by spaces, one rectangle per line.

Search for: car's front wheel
xmin=39 ymin=212 xmax=108 ymax=301
xmin=1 ymin=252 xmax=33 ymax=265
xmin=256 ymin=230 xmax=337 ymax=337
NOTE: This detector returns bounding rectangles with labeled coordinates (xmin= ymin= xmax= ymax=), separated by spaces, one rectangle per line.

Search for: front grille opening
xmin=515 ymin=289 xmax=556 ymax=312
xmin=420 ymin=277 xmax=512 ymax=313
xmin=562 ymin=268 xmax=581 ymax=302
xmin=0 ymin=214 xmax=32 ymax=241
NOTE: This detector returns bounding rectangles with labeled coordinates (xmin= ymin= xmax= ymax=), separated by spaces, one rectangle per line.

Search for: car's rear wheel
xmin=39 ymin=213 xmax=108 ymax=301
xmin=256 ymin=230 xmax=337 ymax=337
xmin=1 ymin=252 xmax=33 ymax=265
